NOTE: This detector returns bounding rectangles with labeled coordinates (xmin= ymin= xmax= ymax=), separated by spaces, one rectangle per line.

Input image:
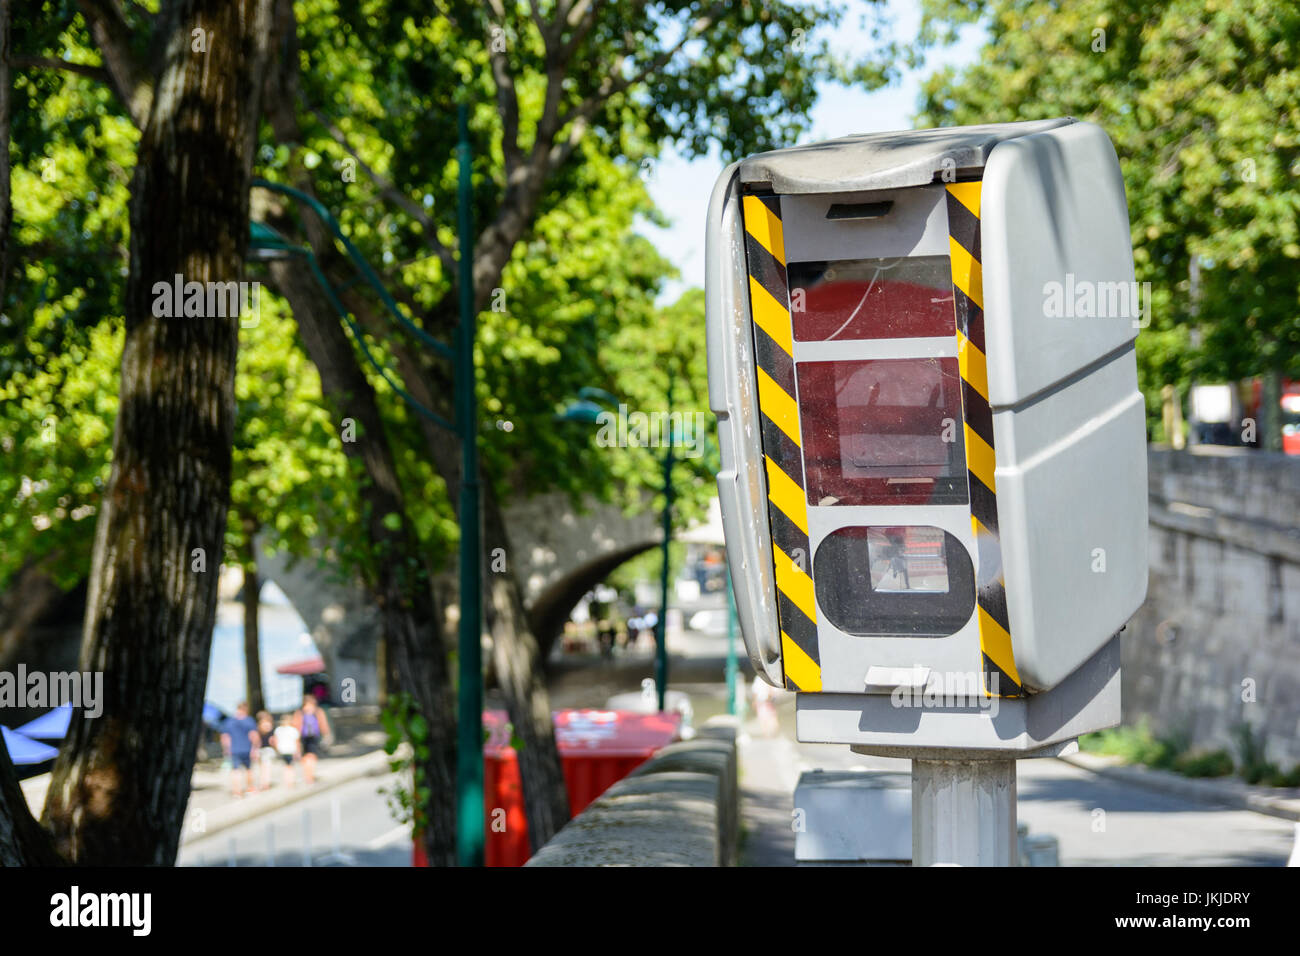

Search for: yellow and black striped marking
xmin=741 ymin=193 xmax=821 ymax=692
xmin=946 ymin=181 xmax=1023 ymax=699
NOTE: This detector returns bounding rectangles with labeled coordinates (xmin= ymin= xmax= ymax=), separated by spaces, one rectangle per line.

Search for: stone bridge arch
xmin=260 ymin=492 xmax=663 ymax=702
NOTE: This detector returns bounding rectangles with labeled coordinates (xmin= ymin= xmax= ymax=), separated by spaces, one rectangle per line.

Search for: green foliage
xmin=0 ymin=7 xmax=137 ymax=589
xmin=1083 ymin=720 xmax=1300 ymax=786
xmin=607 ymin=541 xmax=691 ymax=605
xmin=1174 ymin=749 xmax=1234 ymax=778
xmin=475 ymin=146 xmax=687 ymax=511
xmin=1265 ymin=765 xmax=1300 ymax=788
xmin=379 ymin=691 xmax=432 ymax=830
xmin=4 ymin=0 xmax=888 ymax=600
xmin=1231 ymin=722 xmax=1284 ymax=785
xmin=602 ymin=288 xmax=716 ymax=528
xmin=225 ymin=294 xmax=359 ymax=567
xmin=0 ymin=319 xmax=119 ymax=589
xmin=266 ymin=0 xmax=880 ymax=530
xmin=917 ymin=0 xmax=1300 ymax=432
xmin=1080 ymin=720 xmax=1185 ymax=770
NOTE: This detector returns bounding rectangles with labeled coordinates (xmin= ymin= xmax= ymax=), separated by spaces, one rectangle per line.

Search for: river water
xmin=205 ymin=581 xmax=321 ymax=714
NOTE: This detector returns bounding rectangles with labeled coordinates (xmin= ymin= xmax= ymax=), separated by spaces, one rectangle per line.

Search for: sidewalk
xmin=1060 ymin=750 xmax=1300 ymax=822
xmin=20 ymin=724 xmax=397 ymax=847
xmin=733 ymin=694 xmax=1300 ymax=866
xmin=736 ymin=691 xmax=908 ymax=866
xmin=738 ymin=728 xmax=800 ymax=866
xmin=179 ymin=735 xmax=394 ymax=845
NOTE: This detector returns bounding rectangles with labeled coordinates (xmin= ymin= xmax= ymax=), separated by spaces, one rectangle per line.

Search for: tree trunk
xmin=240 ymin=522 xmax=265 ymax=714
xmin=259 ymin=0 xmax=568 ymax=855
xmin=35 ymin=0 xmax=274 ymax=866
xmin=255 ymin=0 xmax=456 ymax=864
xmin=482 ymin=486 xmax=570 ymax=850
xmin=264 ymin=250 xmax=458 ymax=866
xmin=0 ymin=741 xmax=61 ymax=866
xmin=342 ymin=292 xmax=572 ymax=846
xmin=0 ymin=0 xmax=12 ymax=308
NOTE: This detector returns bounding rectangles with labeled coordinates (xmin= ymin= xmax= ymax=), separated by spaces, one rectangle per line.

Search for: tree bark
xmin=0 ymin=0 xmax=12 ymax=308
xmin=260 ymin=0 xmax=590 ymax=853
xmin=482 ymin=487 xmax=570 ymax=850
xmin=34 ymin=0 xmax=274 ymax=866
xmin=342 ymin=292 xmax=572 ymax=843
xmin=240 ymin=521 xmax=265 ymax=714
xmin=254 ymin=0 xmax=456 ymax=865
xmin=265 ymin=252 xmax=458 ymax=865
xmin=74 ymin=0 xmax=154 ymax=127
xmin=0 ymin=555 xmax=68 ymax=669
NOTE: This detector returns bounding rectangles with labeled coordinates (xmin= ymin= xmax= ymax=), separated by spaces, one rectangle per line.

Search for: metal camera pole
xmin=911 ymin=756 xmax=1018 ymax=867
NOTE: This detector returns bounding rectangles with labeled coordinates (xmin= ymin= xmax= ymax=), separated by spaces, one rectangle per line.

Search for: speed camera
xmin=706 ymin=119 xmax=1148 ymax=751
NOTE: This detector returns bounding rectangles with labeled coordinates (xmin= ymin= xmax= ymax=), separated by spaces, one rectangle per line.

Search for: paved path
xmin=738 ymin=693 xmax=1297 ymax=867
xmin=178 ymin=772 xmax=411 ymax=867
xmin=19 ymin=726 xmax=397 ymax=854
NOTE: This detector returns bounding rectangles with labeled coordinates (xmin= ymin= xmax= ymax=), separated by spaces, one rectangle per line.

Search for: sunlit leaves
xmin=919 ymin=0 xmax=1300 ymax=433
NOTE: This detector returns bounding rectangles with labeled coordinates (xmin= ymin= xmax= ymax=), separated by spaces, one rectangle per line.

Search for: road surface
xmin=741 ymin=721 xmax=1297 ymax=866
xmin=178 ymin=773 xmax=411 ymax=867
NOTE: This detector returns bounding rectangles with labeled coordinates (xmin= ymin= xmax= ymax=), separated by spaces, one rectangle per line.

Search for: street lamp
xmin=247 ymin=104 xmax=484 ymax=867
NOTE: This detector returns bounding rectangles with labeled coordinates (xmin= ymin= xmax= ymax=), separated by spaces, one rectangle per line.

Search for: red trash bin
xmin=484 ymin=708 xmax=681 ymax=867
xmin=411 ymin=708 xmax=681 ymax=867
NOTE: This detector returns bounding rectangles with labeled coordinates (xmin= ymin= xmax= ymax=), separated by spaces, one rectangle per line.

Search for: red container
xmin=410 ymin=708 xmax=681 ymax=867
xmin=485 ymin=708 xmax=681 ymax=867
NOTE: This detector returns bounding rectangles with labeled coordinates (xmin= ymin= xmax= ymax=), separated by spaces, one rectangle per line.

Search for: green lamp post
xmin=452 ymin=104 xmax=484 ymax=870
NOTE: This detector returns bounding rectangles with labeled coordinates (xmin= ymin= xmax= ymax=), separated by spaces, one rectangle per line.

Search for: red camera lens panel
xmin=796 ymin=357 xmax=969 ymax=507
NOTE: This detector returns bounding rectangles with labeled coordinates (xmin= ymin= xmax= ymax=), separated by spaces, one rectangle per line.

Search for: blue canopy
xmin=13 ymin=702 xmax=72 ymax=740
xmin=1 ymin=726 xmax=60 ymax=765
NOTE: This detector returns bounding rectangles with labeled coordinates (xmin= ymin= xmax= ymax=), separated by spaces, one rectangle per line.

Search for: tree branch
xmin=556 ymin=0 xmax=599 ymax=61
xmin=555 ymin=0 xmax=729 ymax=136
xmin=469 ymin=1 xmax=724 ymax=310
xmin=0 ymin=738 xmax=63 ymax=865
xmin=337 ymin=285 xmax=462 ymax=497
xmin=9 ymin=55 xmax=110 ymax=84
xmin=482 ymin=0 xmax=523 ymax=178
xmin=546 ymin=112 xmax=589 ymax=172
xmin=307 ymin=107 xmax=456 ymax=277
xmin=75 ymin=0 xmax=152 ymax=127
xmin=527 ymin=0 xmax=555 ymax=56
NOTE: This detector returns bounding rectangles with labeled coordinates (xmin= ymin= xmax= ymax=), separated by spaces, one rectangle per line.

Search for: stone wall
xmin=525 ymin=717 xmax=739 ymax=866
xmin=1122 ymin=448 xmax=1300 ymax=767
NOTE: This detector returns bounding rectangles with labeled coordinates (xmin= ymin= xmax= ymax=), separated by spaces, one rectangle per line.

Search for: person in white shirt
xmin=272 ymin=714 xmax=301 ymax=789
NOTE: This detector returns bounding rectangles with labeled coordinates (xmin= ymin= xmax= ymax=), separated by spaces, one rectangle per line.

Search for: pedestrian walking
xmin=219 ymin=701 xmax=260 ymax=798
xmin=294 ymin=695 xmax=332 ymax=785
xmin=255 ymin=710 xmax=276 ymax=791
xmin=273 ymin=713 xmax=301 ymax=789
